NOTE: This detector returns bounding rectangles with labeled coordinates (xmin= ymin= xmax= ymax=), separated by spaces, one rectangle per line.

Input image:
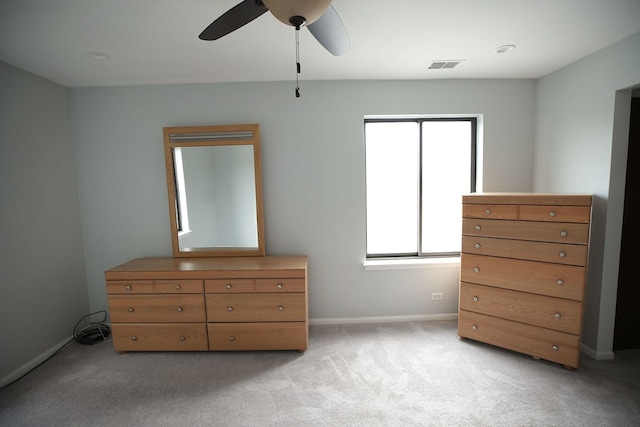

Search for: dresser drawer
xmin=519 ymin=205 xmax=591 ymax=223
xmin=463 ymin=204 xmax=518 ymax=220
xmin=458 ymin=310 xmax=580 ymax=368
xmin=462 ymin=194 xmax=592 ymax=207
xmin=205 ymin=278 xmax=305 ymax=293
xmin=153 ymin=280 xmax=203 ymax=293
xmin=111 ymin=323 xmax=208 ymax=351
xmin=204 ymin=279 xmax=256 ymax=293
xmin=106 ymin=280 xmax=203 ymax=294
xmin=460 ymin=282 xmax=583 ymax=335
xmin=107 ymin=281 xmax=154 ymax=294
xmin=462 ymin=219 xmax=590 ymax=245
xmin=255 ymin=278 xmax=305 ymax=292
xmin=208 ymin=322 xmax=308 ymax=351
xmin=108 ymin=295 xmax=206 ymax=322
xmin=206 ymin=293 xmax=306 ymax=322
xmin=460 ymin=254 xmax=585 ymax=301
xmin=462 ymin=236 xmax=588 ymax=266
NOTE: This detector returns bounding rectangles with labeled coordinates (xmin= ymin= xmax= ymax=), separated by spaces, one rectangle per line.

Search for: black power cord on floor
xmin=0 ymin=310 xmax=111 ymax=390
xmin=73 ymin=310 xmax=111 ymax=345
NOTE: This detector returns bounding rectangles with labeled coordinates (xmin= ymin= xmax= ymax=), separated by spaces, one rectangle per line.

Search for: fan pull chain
xmin=295 ymin=25 xmax=301 ymax=98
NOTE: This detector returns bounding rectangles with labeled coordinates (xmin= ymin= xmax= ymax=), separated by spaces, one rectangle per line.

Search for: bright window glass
xmin=420 ymin=120 xmax=472 ymax=254
xmin=365 ymin=122 xmax=419 ymax=255
xmin=365 ymin=118 xmax=476 ymax=258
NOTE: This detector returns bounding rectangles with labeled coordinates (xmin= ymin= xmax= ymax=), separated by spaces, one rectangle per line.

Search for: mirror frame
xmin=163 ymin=124 xmax=265 ymax=257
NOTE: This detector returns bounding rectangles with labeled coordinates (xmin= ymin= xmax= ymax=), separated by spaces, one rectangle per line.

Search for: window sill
xmin=363 ymin=257 xmax=460 ymax=270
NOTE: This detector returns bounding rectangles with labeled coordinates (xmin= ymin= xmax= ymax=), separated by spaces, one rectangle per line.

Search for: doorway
xmin=613 ymin=93 xmax=640 ymax=350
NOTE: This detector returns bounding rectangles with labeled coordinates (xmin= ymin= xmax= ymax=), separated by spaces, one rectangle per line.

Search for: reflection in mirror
xmin=174 ymin=145 xmax=258 ymax=249
xmin=164 ymin=124 xmax=265 ymax=257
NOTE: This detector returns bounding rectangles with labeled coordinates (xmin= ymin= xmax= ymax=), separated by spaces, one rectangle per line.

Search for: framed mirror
xmin=163 ymin=124 xmax=265 ymax=257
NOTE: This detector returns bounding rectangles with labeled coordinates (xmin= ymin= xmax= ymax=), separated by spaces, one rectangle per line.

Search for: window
xmin=365 ymin=117 xmax=477 ymax=259
xmin=172 ymin=147 xmax=191 ymax=235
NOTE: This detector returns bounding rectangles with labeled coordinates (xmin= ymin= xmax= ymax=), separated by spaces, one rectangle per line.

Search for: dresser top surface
xmin=105 ymin=256 xmax=308 ymax=280
xmin=463 ymin=193 xmax=592 ymax=206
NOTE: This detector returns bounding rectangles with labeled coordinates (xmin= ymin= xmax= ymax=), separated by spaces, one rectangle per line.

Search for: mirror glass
xmin=164 ymin=124 xmax=265 ymax=257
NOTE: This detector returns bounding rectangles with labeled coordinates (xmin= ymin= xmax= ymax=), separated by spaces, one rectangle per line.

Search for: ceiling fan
xmin=199 ymin=0 xmax=350 ymax=56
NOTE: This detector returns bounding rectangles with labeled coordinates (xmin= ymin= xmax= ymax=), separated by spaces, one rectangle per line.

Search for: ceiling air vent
xmin=428 ymin=60 xmax=464 ymax=70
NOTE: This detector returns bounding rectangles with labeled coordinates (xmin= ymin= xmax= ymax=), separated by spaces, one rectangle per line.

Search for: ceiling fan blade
xmin=199 ymin=0 xmax=268 ymax=41
xmin=307 ymin=5 xmax=350 ymax=56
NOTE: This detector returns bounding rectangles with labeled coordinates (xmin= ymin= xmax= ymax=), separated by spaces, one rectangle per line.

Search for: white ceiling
xmin=1 ymin=0 xmax=639 ymax=88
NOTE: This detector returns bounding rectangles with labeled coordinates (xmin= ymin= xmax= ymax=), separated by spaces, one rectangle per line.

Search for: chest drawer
xmin=458 ymin=311 xmax=580 ymax=368
xmin=111 ymin=323 xmax=208 ymax=351
xmin=205 ymin=278 xmax=305 ymax=293
xmin=206 ymin=293 xmax=306 ymax=322
xmin=462 ymin=236 xmax=588 ymax=266
xmin=460 ymin=282 xmax=583 ymax=335
xmin=107 ymin=280 xmax=203 ymax=294
xmin=519 ymin=205 xmax=591 ymax=223
xmin=462 ymin=219 xmax=590 ymax=245
xmin=461 ymin=254 xmax=585 ymax=301
xmin=463 ymin=204 xmax=518 ymax=219
xmin=208 ymin=322 xmax=308 ymax=351
xmin=108 ymin=295 xmax=206 ymax=322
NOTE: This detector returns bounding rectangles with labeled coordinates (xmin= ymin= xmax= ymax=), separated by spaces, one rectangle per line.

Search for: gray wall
xmin=70 ymin=79 xmax=536 ymax=321
xmin=0 ymin=62 xmax=89 ymax=382
xmin=534 ymin=31 xmax=640 ymax=358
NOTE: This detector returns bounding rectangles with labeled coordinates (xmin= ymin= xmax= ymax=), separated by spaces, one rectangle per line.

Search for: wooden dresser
xmin=458 ymin=193 xmax=592 ymax=369
xmin=105 ymin=256 xmax=308 ymax=352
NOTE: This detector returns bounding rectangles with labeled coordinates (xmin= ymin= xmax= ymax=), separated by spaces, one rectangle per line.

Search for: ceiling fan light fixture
xmin=289 ymin=15 xmax=306 ymax=29
xmin=262 ymin=0 xmax=332 ymax=27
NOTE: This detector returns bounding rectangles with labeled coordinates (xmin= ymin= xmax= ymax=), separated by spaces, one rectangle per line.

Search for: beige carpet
xmin=1 ymin=320 xmax=639 ymax=426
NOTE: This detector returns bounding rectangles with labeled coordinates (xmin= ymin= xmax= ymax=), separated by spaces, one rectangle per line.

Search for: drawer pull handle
xmin=227 ymin=306 xmax=233 ymax=312
xmin=475 ymin=243 xmax=481 ymax=249
xmin=554 ymin=312 xmax=561 ymax=319
xmin=473 ymin=296 xmax=479 ymax=302
xmin=179 ymin=336 xmax=185 ymax=341
xmin=559 ymin=251 xmax=566 ymax=258
xmin=175 ymin=285 xmax=181 ymax=290
xmin=473 ymin=267 xmax=480 ymax=273
xmin=278 ymin=306 xmax=284 ymax=311
xmin=229 ymin=336 xmax=235 ymax=342
xmin=131 ymin=336 xmax=137 ymax=341
xmin=177 ymin=307 xmax=183 ymax=312
xmin=485 ymin=209 xmax=491 ymax=215
xmin=557 ymin=279 xmax=564 ymax=285
xmin=125 ymin=285 xmax=132 ymax=290
xmin=277 ymin=283 xmax=284 ymax=289
xmin=552 ymin=345 xmax=559 ymax=351
xmin=475 ymin=225 xmax=481 ymax=231
xmin=560 ymin=231 xmax=568 ymax=237
xmin=549 ymin=211 xmax=557 ymax=217
xmin=128 ymin=307 xmax=134 ymax=312
xmin=226 ymin=284 xmax=232 ymax=289
xmin=472 ymin=325 xmax=478 ymax=331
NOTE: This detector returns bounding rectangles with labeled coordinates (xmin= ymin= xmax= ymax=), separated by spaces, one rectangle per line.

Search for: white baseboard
xmin=581 ymin=342 xmax=615 ymax=361
xmin=0 ymin=335 xmax=73 ymax=389
xmin=310 ymin=313 xmax=458 ymax=326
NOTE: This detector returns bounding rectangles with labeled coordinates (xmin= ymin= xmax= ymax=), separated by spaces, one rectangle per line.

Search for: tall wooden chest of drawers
xmin=105 ymin=256 xmax=308 ymax=352
xmin=458 ymin=194 xmax=592 ymax=369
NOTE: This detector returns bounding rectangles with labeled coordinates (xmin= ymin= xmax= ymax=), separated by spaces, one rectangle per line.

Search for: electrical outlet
xmin=432 ymin=292 xmax=443 ymax=301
